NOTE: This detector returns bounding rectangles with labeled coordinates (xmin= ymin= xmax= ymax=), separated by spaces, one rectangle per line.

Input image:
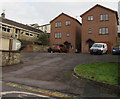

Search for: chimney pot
xmin=1 ymin=13 xmax=5 ymax=18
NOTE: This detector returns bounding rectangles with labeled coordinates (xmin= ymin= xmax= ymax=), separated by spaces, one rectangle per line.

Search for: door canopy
xmin=86 ymin=39 xmax=95 ymax=43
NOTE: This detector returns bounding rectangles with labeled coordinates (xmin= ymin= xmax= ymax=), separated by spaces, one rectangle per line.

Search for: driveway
xmin=2 ymin=52 xmax=119 ymax=98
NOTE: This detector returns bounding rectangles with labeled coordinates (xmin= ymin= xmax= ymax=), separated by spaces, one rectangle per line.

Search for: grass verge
xmin=75 ymin=62 xmax=119 ymax=85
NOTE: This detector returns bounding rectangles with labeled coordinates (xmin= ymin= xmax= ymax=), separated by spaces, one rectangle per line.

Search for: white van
xmin=90 ymin=43 xmax=108 ymax=54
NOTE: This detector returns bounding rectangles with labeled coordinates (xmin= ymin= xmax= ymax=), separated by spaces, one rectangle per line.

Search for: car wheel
xmin=100 ymin=51 xmax=103 ymax=55
xmin=90 ymin=52 xmax=93 ymax=55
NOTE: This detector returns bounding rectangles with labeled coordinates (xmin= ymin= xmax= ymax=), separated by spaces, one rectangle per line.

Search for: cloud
xmin=0 ymin=0 xmax=119 ymax=2
xmin=0 ymin=2 xmax=119 ymax=26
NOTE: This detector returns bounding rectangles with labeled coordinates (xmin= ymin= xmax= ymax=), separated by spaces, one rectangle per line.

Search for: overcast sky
xmin=0 ymin=0 xmax=120 ymax=26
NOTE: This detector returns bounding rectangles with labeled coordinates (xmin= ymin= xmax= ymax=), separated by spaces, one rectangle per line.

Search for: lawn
xmin=75 ymin=62 xmax=119 ymax=85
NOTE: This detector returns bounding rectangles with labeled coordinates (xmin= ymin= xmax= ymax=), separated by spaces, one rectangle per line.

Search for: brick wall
xmin=23 ymin=45 xmax=49 ymax=52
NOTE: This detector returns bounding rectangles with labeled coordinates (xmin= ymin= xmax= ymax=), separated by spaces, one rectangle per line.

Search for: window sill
xmin=100 ymin=20 xmax=109 ymax=22
xmin=55 ymin=38 xmax=62 ymax=39
xmin=66 ymin=24 xmax=71 ymax=26
xmin=99 ymin=33 xmax=109 ymax=35
xmin=55 ymin=26 xmax=61 ymax=28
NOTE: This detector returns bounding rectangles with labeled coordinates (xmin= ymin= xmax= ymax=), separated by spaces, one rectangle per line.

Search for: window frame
xmin=66 ymin=20 xmax=70 ymax=25
xmin=100 ymin=14 xmax=109 ymax=21
xmin=2 ymin=25 xmax=11 ymax=33
xmin=99 ymin=27 xmax=109 ymax=35
xmin=88 ymin=15 xmax=94 ymax=21
xmin=55 ymin=32 xmax=62 ymax=39
xmin=55 ymin=22 xmax=62 ymax=27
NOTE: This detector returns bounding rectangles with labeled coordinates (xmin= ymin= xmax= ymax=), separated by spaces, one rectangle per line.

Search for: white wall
xmin=0 ymin=38 xmax=10 ymax=50
xmin=39 ymin=24 xmax=51 ymax=34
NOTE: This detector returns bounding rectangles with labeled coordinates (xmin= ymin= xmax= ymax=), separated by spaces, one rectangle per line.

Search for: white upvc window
xmin=66 ymin=20 xmax=70 ymax=25
xmin=88 ymin=16 xmax=94 ymax=21
xmin=55 ymin=22 xmax=61 ymax=27
xmin=55 ymin=32 xmax=62 ymax=38
xmin=99 ymin=28 xmax=109 ymax=34
xmin=100 ymin=14 xmax=108 ymax=21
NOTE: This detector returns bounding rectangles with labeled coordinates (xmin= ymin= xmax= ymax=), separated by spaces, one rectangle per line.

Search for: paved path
xmin=2 ymin=52 xmax=120 ymax=98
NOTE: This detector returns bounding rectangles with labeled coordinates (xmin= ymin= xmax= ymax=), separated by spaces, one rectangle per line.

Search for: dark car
xmin=48 ymin=44 xmax=68 ymax=53
xmin=112 ymin=45 xmax=120 ymax=55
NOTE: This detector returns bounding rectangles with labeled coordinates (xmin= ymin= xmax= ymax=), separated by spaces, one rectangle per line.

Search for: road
xmin=1 ymin=81 xmax=50 ymax=98
xmin=2 ymin=52 xmax=120 ymax=98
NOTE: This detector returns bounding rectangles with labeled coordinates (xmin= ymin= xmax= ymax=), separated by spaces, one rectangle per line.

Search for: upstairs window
xmin=100 ymin=14 xmax=108 ymax=21
xmin=88 ymin=16 xmax=93 ymax=21
xmin=99 ymin=28 xmax=109 ymax=34
xmin=2 ymin=25 xmax=11 ymax=33
xmin=15 ymin=28 xmax=20 ymax=34
xmin=66 ymin=20 xmax=70 ymax=25
xmin=55 ymin=22 xmax=61 ymax=27
xmin=55 ymin=32 xmax=62 ymax=38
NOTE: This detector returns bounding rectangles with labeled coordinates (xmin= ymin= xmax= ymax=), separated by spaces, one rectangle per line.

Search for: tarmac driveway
xmin=2 ymin=52 xmax=119 ymax=98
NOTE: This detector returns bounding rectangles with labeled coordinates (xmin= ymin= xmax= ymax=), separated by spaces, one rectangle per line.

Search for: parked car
xmin=112 ymin=45 xmax=120 ymax=55
xmin=90 ymin=43 xmax=108 ymax=55
xmin=48 ymin=44 xmax=68 ymax=53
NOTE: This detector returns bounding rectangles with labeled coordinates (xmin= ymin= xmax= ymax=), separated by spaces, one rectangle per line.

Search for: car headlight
xmin=112 ymin=50 xmax=116 ymax=51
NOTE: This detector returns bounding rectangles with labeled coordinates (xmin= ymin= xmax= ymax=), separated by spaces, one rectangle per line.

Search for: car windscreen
xmin=53 ymin=44 xmax=64 ymax=47
xmin=92 ymin=44 xmax=102 ymax=48
xmin=53 ymin=44 xmax=59 ymax=47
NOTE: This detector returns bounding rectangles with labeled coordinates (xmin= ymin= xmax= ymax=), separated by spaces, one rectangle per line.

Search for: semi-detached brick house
xmin=50 ymin=13 xmax=82 ymax=53
xmin=80 ymin=4 xmax=119 ymax=53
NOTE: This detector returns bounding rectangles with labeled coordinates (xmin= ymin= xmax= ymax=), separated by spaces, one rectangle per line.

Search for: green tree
xmin=38 ymin=33 xmax=49 ymax=45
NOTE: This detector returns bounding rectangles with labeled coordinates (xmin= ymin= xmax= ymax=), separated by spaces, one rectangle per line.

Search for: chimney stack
xmin=1 ymin=12 xmax=5 ymax=18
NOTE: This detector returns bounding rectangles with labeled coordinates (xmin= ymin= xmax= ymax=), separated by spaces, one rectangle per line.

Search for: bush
xmin=38 ymin=33 xmax=49 ymax=45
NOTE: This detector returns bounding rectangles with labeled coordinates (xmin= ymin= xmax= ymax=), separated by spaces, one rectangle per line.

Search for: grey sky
xmin=0 ymin=1 xmax=119 ymax=26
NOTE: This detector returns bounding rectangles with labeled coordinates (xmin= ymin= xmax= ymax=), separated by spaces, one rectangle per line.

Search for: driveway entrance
xmin=2 ymin=53 xmax=119 ymax=98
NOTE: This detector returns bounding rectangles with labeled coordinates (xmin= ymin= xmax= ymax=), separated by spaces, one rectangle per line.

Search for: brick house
xmin=50 ymin=13 xmax=82 ymax=52
xmin=80 ymin=4 xmax=119 ymax=53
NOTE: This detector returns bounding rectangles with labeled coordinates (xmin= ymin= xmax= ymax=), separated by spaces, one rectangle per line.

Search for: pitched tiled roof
xmin=0 ymin=17 xmax=43 ymax=33
xmin=50 ymin=13 xmax=82 ymax=25
xmin=80 ymin=4 xmax=119 ymax=25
